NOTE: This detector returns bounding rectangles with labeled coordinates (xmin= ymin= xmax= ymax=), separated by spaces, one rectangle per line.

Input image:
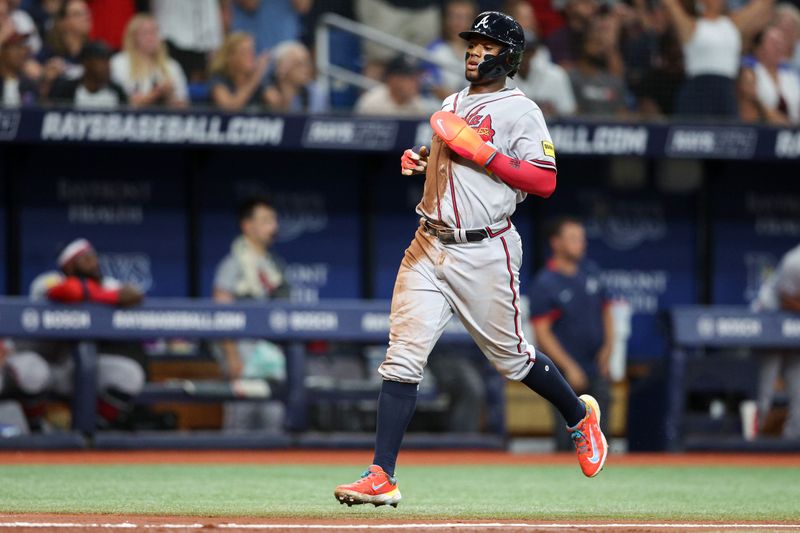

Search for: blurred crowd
xmin=0 ymin=0 xmax=798 ymax=123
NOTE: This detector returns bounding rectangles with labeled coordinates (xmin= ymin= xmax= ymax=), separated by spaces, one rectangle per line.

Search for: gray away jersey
xmin=417 ymin=84 xmax=556 ymax=229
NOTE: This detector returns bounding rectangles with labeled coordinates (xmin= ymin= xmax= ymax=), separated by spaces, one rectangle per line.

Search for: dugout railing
xmin=669 ymin=306 xmax=800 ymax=452
xmin=0 ymin=298 xmax=508 ymax=450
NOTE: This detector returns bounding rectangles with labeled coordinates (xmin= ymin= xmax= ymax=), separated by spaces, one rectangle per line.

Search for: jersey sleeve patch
xmin=542 ymin=141 xmax=556 ymax=158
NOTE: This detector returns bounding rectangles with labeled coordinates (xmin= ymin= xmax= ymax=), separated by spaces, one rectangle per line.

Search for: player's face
xmin=556 ymin=223 xmax=587 ymax=263
xmin=71 ymin=251 xmax=102 ymax=280
xmin=464 ymin=37 xmax=502 ymax=82
xmin=244 ymin=205 xmax=279 ymax=248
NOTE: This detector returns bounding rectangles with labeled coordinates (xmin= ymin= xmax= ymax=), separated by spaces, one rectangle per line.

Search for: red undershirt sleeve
xmin=486 ymin=151 xmax=557 ymax=198
xmin=47 ymin=277 xmax=121 ymax=305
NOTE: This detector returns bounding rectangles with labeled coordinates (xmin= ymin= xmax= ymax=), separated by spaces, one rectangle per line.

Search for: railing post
xmin=285 ymin=342 xmax=307 ymax=432
xmin=72 ymin=341 xmax=98 ymax=436
xmin=315 ymin=17 xmax=331 ymax=110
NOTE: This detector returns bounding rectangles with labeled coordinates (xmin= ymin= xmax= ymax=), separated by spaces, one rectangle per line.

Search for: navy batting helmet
xmin=459 ymin=11 xmax=525 ymax=80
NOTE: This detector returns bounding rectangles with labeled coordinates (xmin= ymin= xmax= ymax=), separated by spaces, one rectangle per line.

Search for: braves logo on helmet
xmin=459 ymin=11 xmax=524 ymax=80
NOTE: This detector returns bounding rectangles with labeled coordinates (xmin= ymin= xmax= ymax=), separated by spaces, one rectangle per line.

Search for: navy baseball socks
xmin=334 ymin=380 xmax=414 ymax=507
xmin=520 ymin=351 xmax=608 ymax=477
xmin=372 ymin=380 xmax=418 ymax=476
xmin=520 ymin=350 xmax=586 ymax=428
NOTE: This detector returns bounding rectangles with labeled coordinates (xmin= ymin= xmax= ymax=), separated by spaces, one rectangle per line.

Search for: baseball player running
xmin=334 ymin=11 xmax=608 ymax=508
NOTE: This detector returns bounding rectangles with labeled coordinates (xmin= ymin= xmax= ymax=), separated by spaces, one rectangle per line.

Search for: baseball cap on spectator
xmin=385 ymin=55 xmax=422 ymax=77
xmin=57 ymin=238 xmax=95 ymax=268
xmin=78 ymin=40 xmax=112 ymax=62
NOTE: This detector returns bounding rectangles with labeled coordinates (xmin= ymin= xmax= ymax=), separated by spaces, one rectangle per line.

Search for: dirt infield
xmin=1 ymin=514 xmax=800 ymax=533
xmin=1 ymin=449 xmax=800 ymax=467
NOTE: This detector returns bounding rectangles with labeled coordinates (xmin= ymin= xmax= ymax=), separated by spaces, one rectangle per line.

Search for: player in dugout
xmin=18 ymin=238 xmax=146 ymax=429
xmin=334 ymin=11 xmax=607 ymax=509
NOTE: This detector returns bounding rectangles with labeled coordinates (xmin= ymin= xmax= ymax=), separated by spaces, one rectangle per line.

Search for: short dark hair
xmin=545 ymin=215 xmax=583 ymax=240
xmin=237 ymin=196 xmax=274 ymax=223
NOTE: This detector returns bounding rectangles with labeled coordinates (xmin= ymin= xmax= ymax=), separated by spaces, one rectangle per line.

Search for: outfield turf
xmin=1 ymin=464 xmax=798 ymax=521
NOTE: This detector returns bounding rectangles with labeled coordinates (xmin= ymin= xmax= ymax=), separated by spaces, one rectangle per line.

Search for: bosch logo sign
xmin=21 ymin=309 xmax=40 ymax=332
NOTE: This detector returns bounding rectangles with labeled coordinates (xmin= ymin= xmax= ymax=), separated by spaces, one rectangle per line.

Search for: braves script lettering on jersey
xmin=379 ymin=84 xmax=557 ymax=384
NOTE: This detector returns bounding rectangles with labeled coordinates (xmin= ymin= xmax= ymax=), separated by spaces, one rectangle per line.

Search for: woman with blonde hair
xmin=110 ymin=13 xmax=188 ymax=108
xmin=209 ymin=31 xmax=269 ymax=111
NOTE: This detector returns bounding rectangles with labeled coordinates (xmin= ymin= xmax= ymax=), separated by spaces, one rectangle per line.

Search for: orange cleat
xmin=334 ymin=465 xmax=402 ymax=508
xmin=570 ymin=394 xmax=608 ymax=478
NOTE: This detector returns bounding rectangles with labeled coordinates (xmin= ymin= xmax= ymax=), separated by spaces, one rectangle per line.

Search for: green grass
xmin=0 ymin=464 xmax=798 ymax=521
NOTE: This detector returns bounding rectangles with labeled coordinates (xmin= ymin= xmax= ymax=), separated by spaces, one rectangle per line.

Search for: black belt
xmin=423 ymin=220 xmax=488 ymax=244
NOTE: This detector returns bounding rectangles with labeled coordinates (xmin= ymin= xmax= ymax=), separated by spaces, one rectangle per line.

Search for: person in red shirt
xmin=38 ymin=238 xmax=143 ymax=306
xmin=26 ymin=238 xmax=145 ymax=429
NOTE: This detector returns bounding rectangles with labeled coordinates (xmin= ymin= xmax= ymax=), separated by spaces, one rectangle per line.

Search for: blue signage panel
xmin=198 ymin=151 xmax=362 ymax=300
xmin=711 ymin=162 xmax=800 ymax=306
xmin=542 ymin=160 xmax=697 ymax=359
xmin=18 ymin=146 xmax=188 ymax=297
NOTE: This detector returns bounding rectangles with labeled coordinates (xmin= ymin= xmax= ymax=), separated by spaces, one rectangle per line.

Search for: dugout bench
xmin=0 ymin=298 xmax=506 ymax=449
xmin=668 ymin=306 xmax=800 ymax=451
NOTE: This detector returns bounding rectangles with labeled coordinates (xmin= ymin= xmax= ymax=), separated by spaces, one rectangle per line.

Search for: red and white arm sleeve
xmin=486 ymin=151 xmax=557 ymax=198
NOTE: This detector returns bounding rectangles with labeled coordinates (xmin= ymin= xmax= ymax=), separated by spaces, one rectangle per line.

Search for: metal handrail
xmin=314 ymin=12 xmax=463 ymax=106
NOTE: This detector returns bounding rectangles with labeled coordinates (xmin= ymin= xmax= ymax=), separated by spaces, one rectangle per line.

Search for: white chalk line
xmin=2 ymin=523 xmax=800 ymax=530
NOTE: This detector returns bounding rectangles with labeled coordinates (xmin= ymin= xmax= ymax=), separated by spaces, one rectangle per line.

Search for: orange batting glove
xmin=430 ymin=111 xmax=497 ymax=167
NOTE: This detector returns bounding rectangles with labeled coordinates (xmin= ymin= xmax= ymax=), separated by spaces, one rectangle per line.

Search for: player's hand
xmin=400 ymin=146 xmax=428 ymax=175
xmin=117 ymin=286 xmax=144 ymax=307
xmin=565 ymin=364 xmax=589 ymax=393
xmin=430 ymin=111 xmax=497 ymax=167
xmin=597 ymin=345 xmax=612 ymax=379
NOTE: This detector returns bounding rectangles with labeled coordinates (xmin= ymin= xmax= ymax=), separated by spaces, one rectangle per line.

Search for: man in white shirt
xmin=151 ymin=0 xmax=223 ymax=81
xmin=355 ymin=55 xmax=439 ymax=117
xmin=515 ymin=31 xmax=577 ymax=116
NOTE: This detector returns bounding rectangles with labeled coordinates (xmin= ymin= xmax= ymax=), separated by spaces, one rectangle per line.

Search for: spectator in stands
xmin=747 ymin=26 xmax=800 ymax=124
xmin=151 ymin=0 xmax=223 ymax=83
xmin=774 ymin=3 xmax=800 ymax=72
xmin=663 ymin=0 xmax=774 ymax=118
xmin=355 ymin=54 xmax=438 ymax=117
xmin=515 ymin=24 xmax=577 ymax=116
xmin=9 ymin=0 xmax=41 ymax=57
xmin=23 ymin=0 xmax=61 ymax=44
xmin=546 ymin=0 xmax=597 ymax=68
xmin=635 ymin=29 xmax=685 ymax=117
xmin=25 ymin=238 xmax=145 ymax=430
xmin=111 ymin=14 xmax=188 ymax=108
xmin=356 ymin=0 xmax=443 ymax=80
xmin=231 ymin=0 xmax=313 ymax=55
xmin=529 ymin=217 xmax=613 ymax=450
xmin=213 ymin=197 xmax=289 ymax=432
xmin=38 ymin=0 xmax=90 ymax=84
xmin=738 ymin=64 xmax=766 ymax=121
xmin=263 ymin=40 xmax=326 ymax=113
xmin=752 ymin=243 xmax=800 ymax=440
xmin=1 ymin=0 xmax=42 ymax=82
xmin=425 ymin=0 xmax=478 ymax=100
xmin=0 ymin=30 xmax=38 ymax=105
xmin=568 ymin=21 xmax=628 ymax=116
xmin=209 ymin=32 xmax=269 ymax=111
xmin=49 ymin=39 xmax=126 ymax=108
xmin=86 ymin=0 xmax=133 ymax=51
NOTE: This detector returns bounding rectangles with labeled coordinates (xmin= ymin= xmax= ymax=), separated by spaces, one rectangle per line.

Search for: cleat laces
xmin=571 ymin=430 xmax=590 ymax=455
